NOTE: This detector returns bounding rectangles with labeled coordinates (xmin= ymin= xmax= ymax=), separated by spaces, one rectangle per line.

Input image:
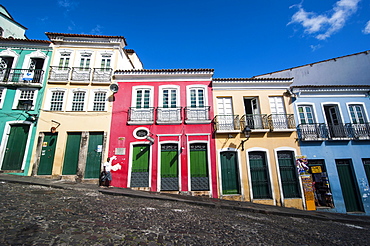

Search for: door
xmin=324 ymin=105 xmax=345 ymax=138
xmin=160 ymin=143 xmax=179 ymax=191
xmin=1 ymin=124 xmax=29 ymax=170
xmin=84 ymin=132 xmax=103 ymax=179
xmin=190 ymin=143 xmax=209 ymax=191
xmin=277 ymin=151 xmax=301 ymax=198
xmin=244 ymin=98 xmax=263 ymax=129
xmin=336 ymin=159 xmax=364 ymax=212
xmin=37 ymin=133 xmax=58 ymax=175
xmin=217 ymin=97 xmax=235 ymax=130
xmin=249 ymin=151 xmax=272 ymax=199
xmin=0 ymin=57 xmax=14 ymax=81
xmin=29 ymin=58 xmax=44 ymax=82
xmin=130 ymin=144 xmax=150 ymax=187
xmin=220 ymin=151 xmax=240 ymax=194
xmin=269 ymin=97 xmax=287 ymax=129
xmin=62 ymin=132 xmax=81 ymax=175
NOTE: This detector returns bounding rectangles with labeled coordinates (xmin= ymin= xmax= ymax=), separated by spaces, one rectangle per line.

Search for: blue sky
xmin=3 ymin=0 xmax=370 ymax=78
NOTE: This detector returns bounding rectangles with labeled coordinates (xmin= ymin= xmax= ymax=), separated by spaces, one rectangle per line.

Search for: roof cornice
xmin=45 ymin=32 xmax=127 ymax=46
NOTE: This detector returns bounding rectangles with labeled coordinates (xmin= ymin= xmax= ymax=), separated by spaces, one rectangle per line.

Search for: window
xmin=71 ymin=91 xmax=86 ymax=111
xmin=0 ymin=27 xmax=3 ymax=37
xmin=101 ymin=58 xmax=111 ymax=69
xmin=163 ymin=89 xmax=177 ymax=108
xmin=298 ymin=105 xmax=314 ymax=124
xmin=0 ymin=87 xmax=6 ymax=108
xmin=249 ymin=151 xmax=272 ymax=199
xmin=348 ymin=104 xmax=367 ymax=124
xmin=363 ymin=159 xmax=370 ymax=184
xmin=50 ymin=90 xmax=65 ymax=111
xmin=12 ymin=89 xmax=38 ymax=110
xmin=58 ymin=53 xmax=70 ymax=69
xmin=92 ymin=91 xmax=106 ymax=111
xmin=80 ymin=57 xmax=90 ymax=70
xmin=136 ymin=89 xmax=151 ymax=108
xmin=277 ymin=151 xmax=301 ymax=198
xmin=190 ymin=88 xmax=205 ymax=107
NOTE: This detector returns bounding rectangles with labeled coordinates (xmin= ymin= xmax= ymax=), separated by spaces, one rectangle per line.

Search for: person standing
xmin=101 ymin=156 xmax=116 ymax=187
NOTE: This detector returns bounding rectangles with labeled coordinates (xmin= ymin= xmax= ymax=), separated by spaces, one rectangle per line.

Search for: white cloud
xmin=58 ymin=0 xmax=78 ymax=10
xmin=310 ymin=44 xmax=322 ymax=51
xmin=363 ymin=20 xmax=370 ymax=34
xmin=289 ymin=0 xmax=361 ymax=40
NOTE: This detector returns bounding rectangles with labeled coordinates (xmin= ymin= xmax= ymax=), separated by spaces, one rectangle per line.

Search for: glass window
xmin=190 ymin=88 xmax=205 ymax=107
xmin=71 ymin=91 xmax=85 ymax=111
xmin=136 ymin=89 xmax=150 ymax=108
xmin=349 ymin=104 xmax=366 ymax=124
xmin=298 ymin=105 xmax=314 ymax=124
xmin=93 ymin=92 xmax=106 ymax=111
xmin=50 ymin=91 xmax=65 ymax=111
xmin=163 ymin=89 xmax=177 ymax=108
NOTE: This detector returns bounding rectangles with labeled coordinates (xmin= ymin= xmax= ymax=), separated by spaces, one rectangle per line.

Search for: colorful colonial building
xmin=212 ymin=78 xmax=304 ymax=209
xmin=30 ymin=33 xmax=142 ymax=182
xmin=109 ymin=69 xmax=218 ymax=197
xmin=0 ymin=5 xmax=52 ymax=175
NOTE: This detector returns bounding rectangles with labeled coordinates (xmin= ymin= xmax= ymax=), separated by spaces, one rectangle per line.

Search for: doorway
xmin=130 ymin=144 xmax=150 ymax=187
xmin=37 ymin=133 xmax=58 ymax=175
xmin=220 ymin=151 xmax=240 ymax=195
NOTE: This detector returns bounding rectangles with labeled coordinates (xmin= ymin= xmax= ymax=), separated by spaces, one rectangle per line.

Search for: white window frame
xmin=12 ymin=88 xmax=38 ymax=110
xmin=0 ymin=87 xmax=6 ymax=108
xmin=186 ymin=85 xmax=208 ymax=108
xmin=346 ymin=102 xmax=369 ymax=124
xmin=159 ymin=85 xmax=180 ymax=108
xmin=66 ymin=88 xmax=88 ymax=111
xmin=88 ymin=89 xmax=108 ymax=111
xmin=131 ymin=86 xmax=154 ymax=108
xmin=55 ymin=49 xmax=73 ymax=67
xmin=77 ymin=50 xmax=93 ymax=68
xmin=295 ymin=103 xmax=318 ymax=124
xmin=321 ymin=102 xmax=345 ymax=125
xmin=44 ymin=88 xmax=67 ymax=111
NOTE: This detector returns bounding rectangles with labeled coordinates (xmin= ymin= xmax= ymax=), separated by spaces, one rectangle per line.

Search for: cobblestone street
xmin=1 ymin=181 xmax=369 ymax=245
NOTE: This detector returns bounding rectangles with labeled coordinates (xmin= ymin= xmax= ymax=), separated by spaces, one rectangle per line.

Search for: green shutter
xmin=220 ymin=151 xmax=240 ymax=194
xmin=62 ymin=133 xmax=81 ymax=175
xmin=190 ymin=144 xmax=209 ymax=191
xmin=277 ymin=151 xmax=301 ymax=198
xmin=132 ymin=145 xmax=150 ymax=172
xmin=84 ymin=132 xmax=103 ymax=178
xmin=37 ymin=133 xmax=58 ymax=175
xmin=249 ymin=152 xmax=272 ymax=199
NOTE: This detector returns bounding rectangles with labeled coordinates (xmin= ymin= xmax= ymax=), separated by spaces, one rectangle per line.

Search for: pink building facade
xmin=108 ymin=69 xmax=218 ymax=198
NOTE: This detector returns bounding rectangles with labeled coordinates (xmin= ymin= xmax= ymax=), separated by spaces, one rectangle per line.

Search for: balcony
xmin=48 ymin=66 xmax=70 ymax=82
xmin=128 ymin=107 xmax=154 ymax=125
xmin=0 ymin=68 xmax=44 ymax=86
xmin=297 ymin=123 xmax=370 ymax=141
xmin=268 ymin=114 xmax=296 ymax=131
xmin=240 ymin=114 xmax=269 ymax=132
xmin=214 ymin=115 xmax=240 ymax=133
xmin=185 ymin=106 xmax=211 ymax=124
xmin=71 ymin=67 xmax=91 ymax=83
xmin=156 ymin=107 xmax=182 ymax=124
xmin=92 ymin=68 xmax=112 ymax=84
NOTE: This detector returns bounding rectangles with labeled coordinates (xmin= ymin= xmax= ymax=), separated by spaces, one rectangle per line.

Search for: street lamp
xmin=240 ymin=126 xmax=251 ymax=151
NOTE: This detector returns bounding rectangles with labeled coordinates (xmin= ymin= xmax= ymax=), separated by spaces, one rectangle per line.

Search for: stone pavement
xmin=1 ymin=173 xmax=369 ymax=226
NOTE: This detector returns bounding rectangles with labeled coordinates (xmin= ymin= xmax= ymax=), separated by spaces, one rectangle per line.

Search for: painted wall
xmin=109 ymin=78 xmax=218 ymax=198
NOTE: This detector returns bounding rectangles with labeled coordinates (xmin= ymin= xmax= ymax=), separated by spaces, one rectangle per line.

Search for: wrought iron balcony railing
xmin=268 ymin=114 xmax=296 ymax=130
xmin=71 ymin=67 xmax=91 ymax=81
xmin=156 ymin=107 xmax=182 ymax=123
xmin=214 ymin=115 xmax=240 ymax=132
xmin=48 ymin=66 xmax=70 ymax=81
xmin=297 ymin=123 xmax=370 ymax=141
xmin=185 ymin=106 xmax=211 ymax=122
xmin=128 ymin=107 xmax=154 ymax=123
xmin=0 ymin=68 xmax=44 ymax=84
xmin=240 ymin=114 xmax=269 ymax=130
xmin=92 ymin=68 xmax=112 ymax=82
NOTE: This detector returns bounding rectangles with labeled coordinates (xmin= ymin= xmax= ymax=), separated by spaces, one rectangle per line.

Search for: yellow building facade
xmin=30 ymin=33 xmax=142 ymax=182
xmin=213 ymin=78 xmax=304 ymax=209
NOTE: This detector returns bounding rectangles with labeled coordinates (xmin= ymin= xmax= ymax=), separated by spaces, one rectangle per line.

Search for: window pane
xmin=71 ymin=92 xmax=85 ymax=111
xmin=50 ymin=91 xmax=64 ymax=111
xmin=93 ymin=92 xmax=106 ymax=111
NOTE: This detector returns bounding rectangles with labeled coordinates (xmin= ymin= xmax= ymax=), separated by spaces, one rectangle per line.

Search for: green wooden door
xmin=220 ymin=151 xmax=240 ymax=194
xmin=336 ymin=159 xmax=364 ymax=212
xmin=277 ymin=151 xmax=301 ymax=198
xmin=2 ymin=124 xmax=30 ymax=170
xmin=249 ymin=151 xmax=272 ymax=199
xmin=37 ymin=133 xmax=58 ymax=175
xmin=363 ymin=159 xmax=370 ymax=184
xmin=62 ymin=132 xmax=81 ymax=175
xmin=160 ymin=144 xmax=179 ymax=191
xmin=190 ymin=143 xmax=209 ymax=191
xmin=84 ymin=132 xmax=103 ymax=178
xmin=130 ymin=144 xmax=150 ymax=187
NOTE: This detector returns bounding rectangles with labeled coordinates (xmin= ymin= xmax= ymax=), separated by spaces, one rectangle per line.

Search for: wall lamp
xmin=240 ymin=126 xmax=251 ymax=151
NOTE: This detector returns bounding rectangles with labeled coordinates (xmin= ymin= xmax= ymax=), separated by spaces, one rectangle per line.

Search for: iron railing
xmin=0 ymin=68 xmax=44 ymax=84
xmin=128 ymin=107 xmax=154 ymax=122
xmin=240 ymin=114 xmax=269 ymax=130
xmin=48 ymin=66 xmax=70 ymax=81
xmin=92 ymin=68 xmax=112 ymax=82
xmin=156 ymin=107 xmax=182 ymax=123
xmin=214 ymin=115 xmax=240 ymax=131
xmin=71 ymin=67 xmax=91 ymax=81
xmin=185 ymin=106 xmax=210 ymax=121
xmin=268 ymin=114 xmax=296 ymax=130
xmin=297 ymin=123 xmax=370 ymax=141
